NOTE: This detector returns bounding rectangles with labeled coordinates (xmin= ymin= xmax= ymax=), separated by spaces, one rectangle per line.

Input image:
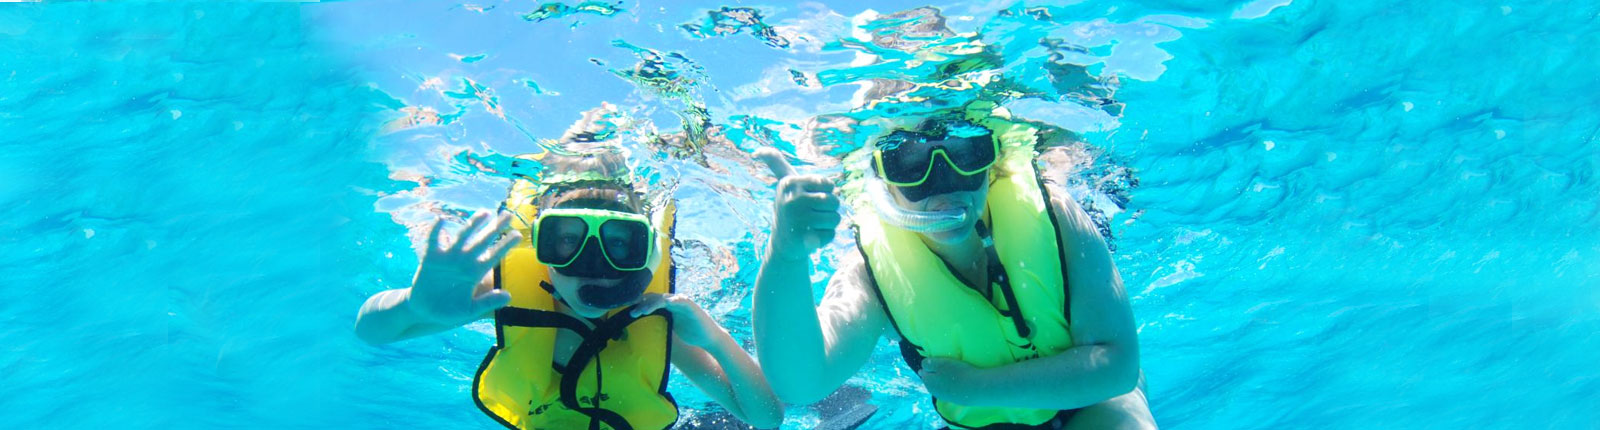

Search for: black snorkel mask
xmin=533 ymin=202 xmax=658 ymax=311
xmin=573 ymin=270 xmax=654 ymax=310
xmin=551 ymin=234 xmax=655 ymax=310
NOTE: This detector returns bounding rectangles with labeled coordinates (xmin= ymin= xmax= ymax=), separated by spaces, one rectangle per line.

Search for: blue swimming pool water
xmin=2 ymin=1 xmax=1597 ymax=429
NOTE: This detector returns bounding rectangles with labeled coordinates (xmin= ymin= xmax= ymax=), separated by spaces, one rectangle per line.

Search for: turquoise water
xmin=3 ymin=1 xmax=1597 ymax=429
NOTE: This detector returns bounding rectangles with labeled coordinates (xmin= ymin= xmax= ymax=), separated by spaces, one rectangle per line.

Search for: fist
xmin=756 ymin=148 xmax=842 ymax=256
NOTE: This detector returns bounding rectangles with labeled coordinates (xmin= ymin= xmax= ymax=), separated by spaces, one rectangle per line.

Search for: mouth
xmin=573 ymin=277 xmax=620 ymax=287
xmin=918 ymin=197 xmax=970 ymax=213
xmin=574 ymin=269 xmax=652 ymax=310
xmin=868 ymin=178 xmax=972 ymax=233
xmin=922 ymin=202 xmax=966 ymax=212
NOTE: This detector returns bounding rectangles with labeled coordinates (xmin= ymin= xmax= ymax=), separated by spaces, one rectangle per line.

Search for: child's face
xmin=538 ymin=185 xmax=653 ymax=318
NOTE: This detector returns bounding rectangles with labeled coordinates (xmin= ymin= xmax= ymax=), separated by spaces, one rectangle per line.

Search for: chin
xmin=574 ymin=306 xmax=611 ymax=319
xmin=922 ymin=221 xmax=977 ymax=244
xmin=560 ymin=299 xmax=610 ymax=318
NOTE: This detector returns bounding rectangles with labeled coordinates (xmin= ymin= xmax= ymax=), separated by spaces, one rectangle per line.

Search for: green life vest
xmin=855 ymin=140 xmax=1075 ymax=430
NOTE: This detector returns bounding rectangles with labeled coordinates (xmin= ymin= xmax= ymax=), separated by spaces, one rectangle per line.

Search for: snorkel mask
xmin=534 ymin=206 xmax=659 ymax=309
xmin=866 ymin=117 xmax=998 ymax=233
xmin=527 ymin=172 xmax=661 ymax=311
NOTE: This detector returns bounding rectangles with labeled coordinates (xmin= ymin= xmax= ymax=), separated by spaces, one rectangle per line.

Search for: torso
xmin=855 ymin=197 xmax=1078 ymax=346
xmin=923 ymin=222 xmax=1001 ymax=301
xmin=853 ymin=185 xmax=1083 ymax=428
xmin=475 ymin=275 xmax=589 ymax=368
xmin=550 ymin=305 xmax=591 ymax=369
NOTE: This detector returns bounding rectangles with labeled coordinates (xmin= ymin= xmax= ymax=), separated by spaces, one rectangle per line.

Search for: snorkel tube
xmin=574 ymin=269 xmax=654 ymax=310
xmin=865 ymin=177 xmax=970 ymax=233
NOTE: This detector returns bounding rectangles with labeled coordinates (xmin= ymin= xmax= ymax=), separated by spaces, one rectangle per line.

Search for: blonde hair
xmin=532 ymin=144 xmax=643 ymax=212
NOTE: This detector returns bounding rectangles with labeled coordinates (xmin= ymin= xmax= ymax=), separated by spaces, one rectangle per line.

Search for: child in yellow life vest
xmin=354 ymin=110 xmax=782 ymax=430
xmin=751 ymin=102 xmax=1156 ymax=429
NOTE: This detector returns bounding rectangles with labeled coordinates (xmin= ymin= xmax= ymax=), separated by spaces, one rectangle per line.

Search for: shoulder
xmin=836 ymin=250 xmax=872 ymax=286
xmin=1043 ymin=184 xmax=1133 ymax=344
xmin=1044 ymin=186 xmax=1109 ymax=256
xmin=1042 ymin=184 xmax=1122 ymax=307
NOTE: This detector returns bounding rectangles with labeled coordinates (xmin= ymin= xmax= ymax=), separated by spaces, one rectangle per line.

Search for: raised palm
xmin=408 ymin=211 xmax=522 ymax=326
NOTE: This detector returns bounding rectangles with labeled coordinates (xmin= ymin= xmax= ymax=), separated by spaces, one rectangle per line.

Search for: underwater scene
xmin=1 ymin=1 xmax=1597 ymax=429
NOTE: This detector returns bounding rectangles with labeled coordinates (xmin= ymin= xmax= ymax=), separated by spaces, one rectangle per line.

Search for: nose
xmin=907 ymin=157 xmax=965 ymax=198
xmin=553 ymin=236 xmax=624 ymax=279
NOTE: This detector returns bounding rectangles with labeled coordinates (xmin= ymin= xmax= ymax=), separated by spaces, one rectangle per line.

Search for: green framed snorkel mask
xmin=870 ymin=118 xmax=999 ymax=202
xmin=533 ymin=206 xmax=661 ymax=310
xmin=515 ymin=161 xmax=660 ymax=309
xmin=864 ymin=116 xmax=1000 ymax=233
xmin=533 ymin=207 xmax=656 ymax=274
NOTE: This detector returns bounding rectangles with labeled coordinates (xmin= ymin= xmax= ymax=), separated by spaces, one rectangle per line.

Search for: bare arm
xmin=353 ymin=212 xmax=518 ymax=345
xmin=749 ymin=148 xmax=886 ymax=405
xmin=656 ymin=295 xmax=787 ymax=425
xmin=753 ymin=248 xmax=887 ymax=405
xmin=353 ymin=275 xmax=494 ymax=344
xmin=926 ymin=196 xmax=1139 ymax=410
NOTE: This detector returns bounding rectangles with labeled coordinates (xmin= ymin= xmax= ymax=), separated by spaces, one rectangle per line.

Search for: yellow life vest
xmin=473 ymin=180 xmax=679 ymax=430
xmin=855 ymin=127 xmax=1076 ymax=429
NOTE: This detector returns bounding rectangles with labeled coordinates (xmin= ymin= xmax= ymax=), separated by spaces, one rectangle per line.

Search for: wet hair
xmin=534 ymin=143 xmax=645 ymax=213
xmin=543 ymin=183 xmax=639 ymax=213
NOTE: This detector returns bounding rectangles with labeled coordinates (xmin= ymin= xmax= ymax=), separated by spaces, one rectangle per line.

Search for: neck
xmin=920 ymin=224 xmax=986 ymax=287
xmin=921 ymin=227 xmax=982 ymax=260
xmin=553 ymin=299 xmax=602 ymax=328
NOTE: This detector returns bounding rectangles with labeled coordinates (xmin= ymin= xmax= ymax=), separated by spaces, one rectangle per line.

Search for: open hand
xmin=407 ymin=211 xmax=522 ymax=326
xmin=756 ymin=147 xmax=841 ymax=258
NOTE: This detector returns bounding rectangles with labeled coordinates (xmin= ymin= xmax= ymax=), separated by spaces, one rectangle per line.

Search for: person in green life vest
xmin=355 ymin=106 xmax=782 ymax=430
xmin=752 ymin=101 xmax=1156 ymax=429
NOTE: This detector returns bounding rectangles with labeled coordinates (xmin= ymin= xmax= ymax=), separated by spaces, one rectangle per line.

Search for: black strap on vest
xmin=495 ymin=307 xmax=589 ymax=332
xmin=556 ymin=306 xmax=666 ymax=430
xmin=494 ymin=297 xmax=668 ymax=430
xmin=935 ymin=408 xmax=1079 ymax=430
xmin=977 ymin=220 xmax=1032 ymax=340
xmin=1032 ymin=171 xmax=1073 ymax=324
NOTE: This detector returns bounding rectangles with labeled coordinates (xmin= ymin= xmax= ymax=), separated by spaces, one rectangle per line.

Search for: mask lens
xmin=554 ymin=236 xmax=626 ymax=278
xmin=892 ymin=156 xmax=987 ymax=202
xmin=599 ymin=219 xmax=651 ymax=270
xmin=876 ymin=131 xmax=934 ymax=185
xmin=536 ymin=215 xmax=589 ymax=266
xmin=939 ymin=134 xmax=997 ymax=173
